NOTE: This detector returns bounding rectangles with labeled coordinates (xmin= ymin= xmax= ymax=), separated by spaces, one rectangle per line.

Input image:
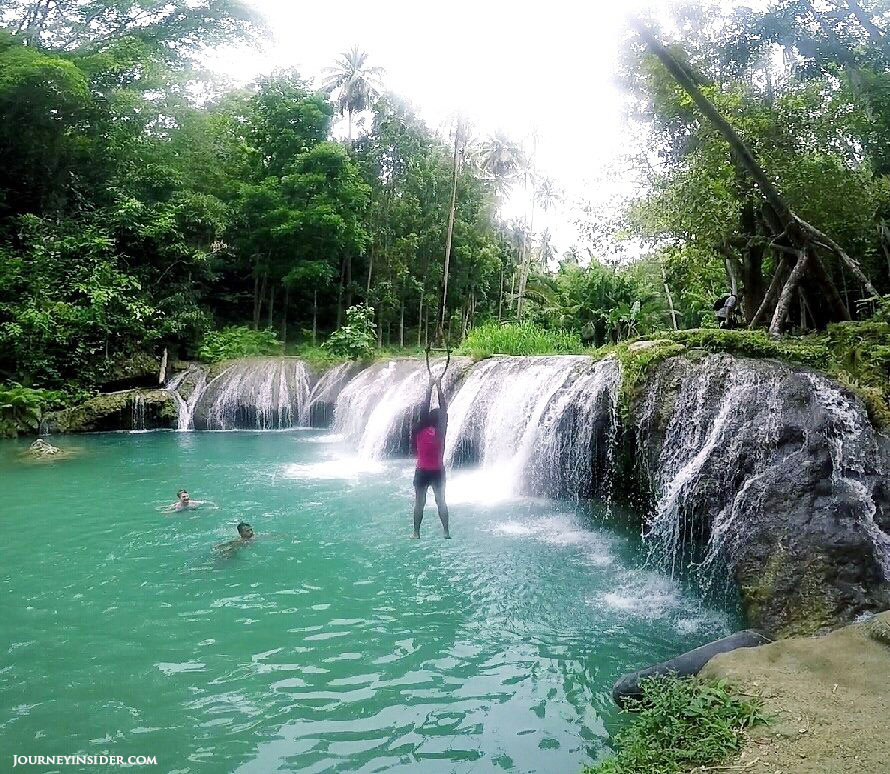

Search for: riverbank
xmin=699 ymin=611 xmax=890 ymax=773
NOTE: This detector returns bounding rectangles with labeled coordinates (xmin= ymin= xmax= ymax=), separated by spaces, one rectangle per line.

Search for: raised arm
xmin=435 ymin=381 xmax=448 ymax=436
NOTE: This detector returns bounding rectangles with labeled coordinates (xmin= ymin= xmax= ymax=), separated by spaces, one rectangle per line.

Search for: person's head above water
xmin=177 ymin=489 xmax=190 ymax=505
xmin=237 ymin=522 xmax=254 ymax=539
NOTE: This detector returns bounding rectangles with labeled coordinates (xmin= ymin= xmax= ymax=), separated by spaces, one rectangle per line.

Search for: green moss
xmin=866 ymin=615 xmax=890 ymax=647
xmin=740 ymin=546 xmax=837 ymax=638
xmin=597 ymin=324 xmax=890 ymax=429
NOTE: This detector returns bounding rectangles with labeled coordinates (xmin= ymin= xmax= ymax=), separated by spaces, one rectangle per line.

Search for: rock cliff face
xmin=42 ymin=389 xmax=176 ymax=433
xmin=634 ymin=354 xmax=890 ymax=637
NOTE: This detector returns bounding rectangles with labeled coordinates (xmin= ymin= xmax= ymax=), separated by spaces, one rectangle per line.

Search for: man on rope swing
xmin=411 ymin=347 xmax=451 ymax=539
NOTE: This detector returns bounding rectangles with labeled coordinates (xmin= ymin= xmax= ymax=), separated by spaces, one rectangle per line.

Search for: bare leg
xmin=413 ymin=485 xmax=427 ymax=538
xmin=432 ymin=481 xmax=450 ymax=538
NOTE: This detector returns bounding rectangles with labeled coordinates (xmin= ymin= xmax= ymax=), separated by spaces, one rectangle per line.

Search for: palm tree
xmin=478 ymin=132 xmax=524 ymax=201
xmin=322 ymin=46 xmax=385 ymax=144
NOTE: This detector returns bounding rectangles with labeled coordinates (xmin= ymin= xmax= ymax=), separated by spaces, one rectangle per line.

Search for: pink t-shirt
xmin=415 ymin=426 xmax=444 ymax=471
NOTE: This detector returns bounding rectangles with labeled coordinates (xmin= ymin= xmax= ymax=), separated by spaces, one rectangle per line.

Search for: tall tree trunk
xmin=268 ymin=283 xmax=275 ymax=330
xmin=366 ymin=249 xmax=373 ymax=297
xmin=280 ymin=285 xmax=289 ymax=345
xmin=346 ymin=255 xmax=352 ymax=310
xmin=254 ymin=270 xmax=268 ymax=331
xmin=252 ymin=271 xmax=260 ymax=331
xmin=498 ymin=263 xmax=504 ymax=321
xmin=399 ymin=300 xmax=404 ymax=348
xmin=336 ymin=255 xmax=347 ymax=327
xmin=660 ymin=262 xmax=679 ymax=330
xmin=312 ymin=290 xmax=318 ymax=346
xmin=439 ymin=122 xmax=461 ymax=341
xmin=417 ymin=292 xmax=424 ymax=348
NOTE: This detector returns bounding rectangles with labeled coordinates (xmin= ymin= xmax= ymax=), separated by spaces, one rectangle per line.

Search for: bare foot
xmin=411 ymin=532 xmax=420 ymax=539
xmin=443 ymin=532 xmax=451 ymax=539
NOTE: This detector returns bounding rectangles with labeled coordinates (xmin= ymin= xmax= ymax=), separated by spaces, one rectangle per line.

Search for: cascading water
xmin=637 ymin=354 xmax=890 ymax=587
xmin=332 ymin=358 xmax=463 ymax=457
xmin=443 ymin=356 xmax=620 ymax=501
xmin=304 ymin=362 xmax=364 ymax=427
xmin=130 ymin=393 xmax=146 ymax=431
xmin=190 ymin=358 xmax=312 ymax=430
xmin=636 ymin=357 xmax=778 ymax=576
xmin=165 ymin=366 xmax=209 ymax=431
xmin=806 ymin=373 xmax=890 ymax=577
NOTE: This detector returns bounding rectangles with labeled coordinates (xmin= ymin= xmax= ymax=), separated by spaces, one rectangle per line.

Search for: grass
xmin=585 ymin=677 xmax=768 ymax=774
xmin=458 ymin=322 xmax=583 ymax=359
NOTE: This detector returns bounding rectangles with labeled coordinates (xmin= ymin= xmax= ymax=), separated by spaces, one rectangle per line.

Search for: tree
xmin=322 ymin=46 xmax=384 ymax=144
xmin=632 ymin=18 xmax=881 ymax=334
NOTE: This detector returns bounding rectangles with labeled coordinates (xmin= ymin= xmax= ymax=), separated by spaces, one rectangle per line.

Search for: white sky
xmin=205 ymin=0 xmax=724 ymax=257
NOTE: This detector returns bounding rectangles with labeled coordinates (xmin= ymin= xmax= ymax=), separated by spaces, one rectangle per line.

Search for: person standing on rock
xmin=714 ymin=292 xmax=740 ymax=329
xmin=411 ymin=376 xmax=450 ymax=539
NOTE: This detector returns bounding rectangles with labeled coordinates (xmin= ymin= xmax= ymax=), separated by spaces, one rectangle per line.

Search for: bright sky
xmin=206 ymin=0 xmax=725 ymax=257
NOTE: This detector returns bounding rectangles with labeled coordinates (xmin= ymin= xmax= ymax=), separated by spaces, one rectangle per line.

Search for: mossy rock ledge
xmin=633 ymin=352 xmax=890 ymax=638
xmin=43 ymin=389 xmax=177 ymax=433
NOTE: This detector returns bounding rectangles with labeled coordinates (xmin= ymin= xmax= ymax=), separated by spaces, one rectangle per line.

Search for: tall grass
xmin=459 ymin=322 xmax=583 ymax=359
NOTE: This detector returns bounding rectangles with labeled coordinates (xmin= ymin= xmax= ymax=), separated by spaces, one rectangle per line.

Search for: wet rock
xmin=28 ymin=438 xmax=62 ymax=457
xmin=634 ymin=354 xmax=890 ymax=637
xmin=612 ymin=629 xmax=771 ymax=706
xmin=43 ymin=389 xmax=176 ymax=433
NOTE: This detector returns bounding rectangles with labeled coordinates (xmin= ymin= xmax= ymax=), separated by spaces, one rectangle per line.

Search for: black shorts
xmin=414 ymin=468 xmax=444 ymax=490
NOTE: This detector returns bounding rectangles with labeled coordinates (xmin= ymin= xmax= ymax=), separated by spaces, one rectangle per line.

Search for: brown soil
xmin=697 ymin=611 xmax=890 ymax=774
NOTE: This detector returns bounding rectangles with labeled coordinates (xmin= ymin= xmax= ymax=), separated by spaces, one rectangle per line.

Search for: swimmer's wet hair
xmin=177 ymin=489 xmax=188 ymax=497
xmin=237 ymin=522 xmax=251 ymax=535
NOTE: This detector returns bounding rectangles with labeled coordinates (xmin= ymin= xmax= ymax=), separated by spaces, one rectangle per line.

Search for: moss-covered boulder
xmin=43 ymin=389 xmax=176 ymax=433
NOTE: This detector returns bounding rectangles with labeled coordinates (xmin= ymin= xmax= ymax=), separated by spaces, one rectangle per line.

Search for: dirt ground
xmin=696 ymin=611 xmax=890 ymax=774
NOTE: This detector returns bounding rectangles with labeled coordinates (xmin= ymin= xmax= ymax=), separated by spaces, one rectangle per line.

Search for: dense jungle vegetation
xmin=0 ymin=1 xmax=888 ymax=418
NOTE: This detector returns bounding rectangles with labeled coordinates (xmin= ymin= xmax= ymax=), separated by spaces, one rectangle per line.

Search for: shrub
xmin=198 ymin=326 xmax=282 ymax=362
xmin=460 ymin=322 xmax=583 ymax=359
xmin=586 ymin=677 xmax=767 ymax=774
xmin=324 ymin=305 xmax=377 ymax=360
xmin=0 ymin=384 xmax=63 ymax=437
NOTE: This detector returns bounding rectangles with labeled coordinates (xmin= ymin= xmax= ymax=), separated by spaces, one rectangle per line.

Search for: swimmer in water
xmin=412 ymin=375 xmax=450 ymax=539
xmin=214 ymin=522 xmax=255 ymax=556
xmin=165 ymin=489 xmax=215 ymax=512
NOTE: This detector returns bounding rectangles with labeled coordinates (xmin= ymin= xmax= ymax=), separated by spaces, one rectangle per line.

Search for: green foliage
xmin=324 ymin=305 xmax=377 ymax=360
xmin=460 ymin=322 xmax=582 ymax=359
xmin=0 ymin=384 xmax=63 ymax=437
xmin=198 ymin=326 xmax=282 ymax=362
xmin=585 ymin=677 xmax=767 ymax=774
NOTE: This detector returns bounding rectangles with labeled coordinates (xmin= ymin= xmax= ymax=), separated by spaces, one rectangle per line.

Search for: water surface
xmin=1 ymin=432 xmax=739 ymax=772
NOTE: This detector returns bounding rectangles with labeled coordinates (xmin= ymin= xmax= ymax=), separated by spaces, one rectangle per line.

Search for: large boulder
xmin=635 ymin=354 xmax=890 ymax=637
xmin=43 ymin=389 xmax=176 ymax=433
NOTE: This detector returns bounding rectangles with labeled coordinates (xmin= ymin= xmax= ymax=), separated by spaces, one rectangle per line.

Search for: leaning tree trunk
xmin=635 ymin=21 xmax=879 ymax=332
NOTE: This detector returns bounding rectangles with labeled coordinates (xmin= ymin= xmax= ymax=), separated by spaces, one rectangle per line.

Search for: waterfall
xmin=638 ymin=354 xmax=890 ymax=584
xmin=188 ymin=359 xmax=312 ymax=430
xmin=305 ymin=362 xmax=363 ymax=427
xmin=166 ymin=366 xmax=208 ymax=431
xmin=806 ymin=374 xmax=890 ymax=577
xmin=443 ymin=356 xmax=620 ymax=500
xmin=332 ymin=358 xmax=461 ymax=457
xmin=637 ymin=356 xmax=780 ymax=577
xmin=131 ymin=393 xmax=146 ymax=431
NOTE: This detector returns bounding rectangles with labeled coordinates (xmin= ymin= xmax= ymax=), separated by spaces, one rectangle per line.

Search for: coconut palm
xmin=478 ymin=132 xmax=524 ymax=199
xmin=322 ymin=46 xmax=385 ymax=143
